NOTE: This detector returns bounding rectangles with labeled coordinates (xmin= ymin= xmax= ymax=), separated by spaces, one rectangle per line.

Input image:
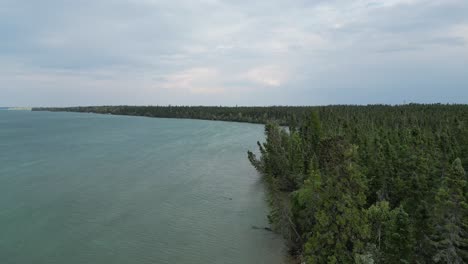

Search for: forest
xmin=35 ymin=104 xmax=468 ymax=263
xmin=248 ymin=105 xmax=468 ymax=263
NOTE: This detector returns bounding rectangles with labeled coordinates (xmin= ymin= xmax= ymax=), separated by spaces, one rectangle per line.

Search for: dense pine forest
xmin=35 ymin=104 xmax=468 ymax=263
xmin=247 ymin=105 xmax=468 ymax=263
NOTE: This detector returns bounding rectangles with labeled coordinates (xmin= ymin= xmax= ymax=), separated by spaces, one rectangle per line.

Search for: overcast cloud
xmin=1 ymin=0 xmax=467 ymax=106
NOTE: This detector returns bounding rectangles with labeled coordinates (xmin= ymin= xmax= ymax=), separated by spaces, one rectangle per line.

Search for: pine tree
xmin=289 ymin=131 xmax=305 ymax=187
xmin=291 ymin=165 xmax=322 ymax=244
xmin=304 ymin=142 xmax=369 ymax=263
xmin=383 ymin=206 xmax=415 ymax=263
xmin=431 ymin=158 xmax=468 ymax=263
xmin=367 ymin=202 xmax=415 ymax=263
xmin=300 ymin=111 xmax=322 ymax=173
xmin=367 ymin=201 xmax=392 ymax=256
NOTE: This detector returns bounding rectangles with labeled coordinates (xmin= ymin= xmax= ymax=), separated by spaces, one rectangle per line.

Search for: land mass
xmin=0 ymin=107 xmax=32 ymax=111
xmin=34 ymin=104 xmax=468 ymax=263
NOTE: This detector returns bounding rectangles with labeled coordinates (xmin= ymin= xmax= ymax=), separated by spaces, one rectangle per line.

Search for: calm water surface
xmin=0 ymin=111 xmax=286 ymax=264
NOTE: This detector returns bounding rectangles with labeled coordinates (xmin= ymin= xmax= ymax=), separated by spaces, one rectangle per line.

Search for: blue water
xmin=0 ymin=111 xmax=286 ymax=264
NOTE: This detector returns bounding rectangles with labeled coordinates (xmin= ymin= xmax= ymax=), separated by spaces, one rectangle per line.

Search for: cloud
xmin=159 ymin=65 xmax=290 ymax=94
xmin=1 ymin=0 xmax=467 ymax=106
xmin=451 ymin=24 xmax=468 ymax=44
xmin=246 ymin=65 xmax=289 ymax=87
xmin=160 ymin=67 xmax=225 ymax=94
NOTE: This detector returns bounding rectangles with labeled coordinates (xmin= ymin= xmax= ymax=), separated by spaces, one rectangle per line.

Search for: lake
xmin=0 ymin=111 xmax=286 ymax=264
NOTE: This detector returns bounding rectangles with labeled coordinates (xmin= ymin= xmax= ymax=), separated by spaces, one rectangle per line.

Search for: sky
xmin=1 ymin=0 xmax=467 ymax=107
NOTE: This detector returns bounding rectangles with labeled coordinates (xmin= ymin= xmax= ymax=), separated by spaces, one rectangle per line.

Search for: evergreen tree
xmin=304 ymin=143 xmax=369 ymax=263
xmin=383 ymin=206 xmax=415 ymax=263
xmin=300 ymin=111 xmax=322 ymax=173
xmin=289 ymin=131 xmax=305 ymax=187
xmin=431 ymin=158 xmax=468 ymax=263
xmin=367 ymin=201 xmax=392 ymax=258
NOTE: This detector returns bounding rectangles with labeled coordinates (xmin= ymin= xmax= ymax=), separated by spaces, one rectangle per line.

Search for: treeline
xmin=248 ymin=105 xmax=468 ymax=263
xmin=32 ymin=105 xmax=308 ymax=125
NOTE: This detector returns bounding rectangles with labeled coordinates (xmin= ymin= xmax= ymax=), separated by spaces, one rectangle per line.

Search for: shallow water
xmin=0 ymin=111 xmax=285 ymax=264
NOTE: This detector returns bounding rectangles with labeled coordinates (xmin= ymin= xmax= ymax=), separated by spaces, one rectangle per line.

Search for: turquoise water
xmin=0 ymin=111 xmax=285 ymax=264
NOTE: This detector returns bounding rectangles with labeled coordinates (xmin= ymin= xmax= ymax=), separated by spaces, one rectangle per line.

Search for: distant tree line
xmin=34 ymin=104 xmax=468 ymax=263
xmin=33 ymin=105 xmax=305 ymax=125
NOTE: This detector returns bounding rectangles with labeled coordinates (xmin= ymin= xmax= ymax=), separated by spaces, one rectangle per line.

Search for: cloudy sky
xmin=1 ymin=0 xmax=467 ymax=106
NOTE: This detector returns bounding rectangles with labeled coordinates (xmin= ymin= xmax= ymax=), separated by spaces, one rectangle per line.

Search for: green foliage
xmin=289 ymin=131 xmax=304 ymax=184
xmin=383 ymin=206 xmax=414 ymax=263
xmin=367 ymin=202 xmax=415 ymax=263
xmin=304 ymin=143 xmax=369 ymax=264
xmin=367 ymin=201 xmax=392 ymax=254
xmin=431 ymin=158 xmax=468 ymax=263
xmin=240 ymin=105 xmax=468 ymax=262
